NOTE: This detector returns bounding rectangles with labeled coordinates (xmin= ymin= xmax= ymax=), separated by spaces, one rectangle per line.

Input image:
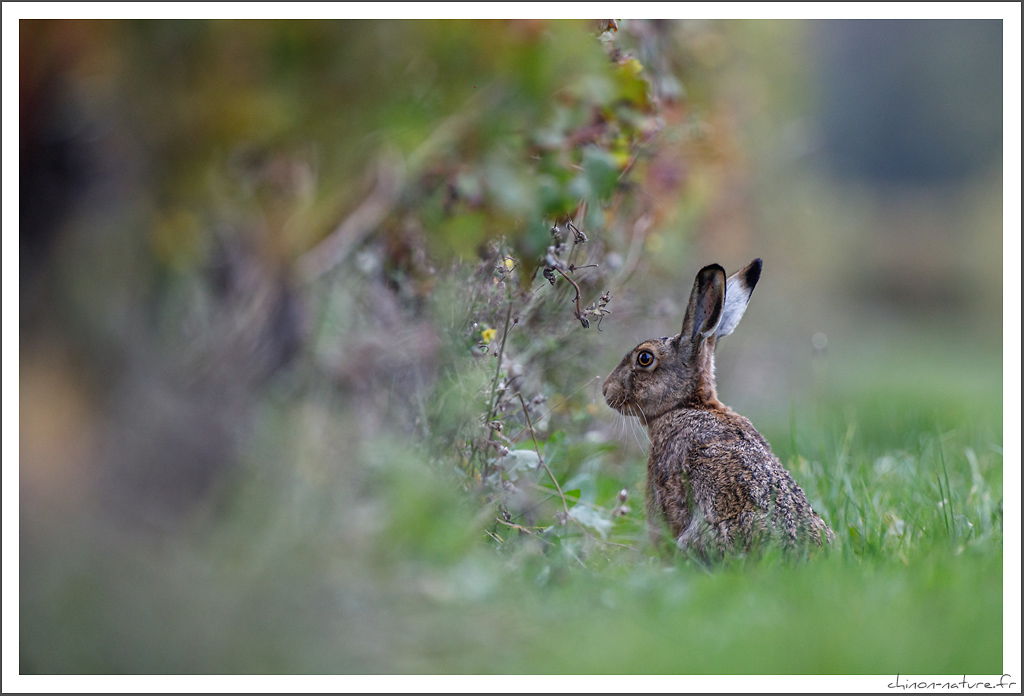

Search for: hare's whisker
xmin=637 ymin=407 xmax=651 ymax=445
xmin=628 ymin=411 xmax=645 ymax=452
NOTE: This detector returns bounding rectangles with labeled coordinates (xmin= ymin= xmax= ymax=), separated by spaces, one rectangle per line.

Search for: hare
xmin=603 ymin=259 xmax=834 ymax=559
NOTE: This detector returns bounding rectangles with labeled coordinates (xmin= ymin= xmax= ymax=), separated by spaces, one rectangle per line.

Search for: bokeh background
xmin=15 ymin=17 xmax=1009 ymax=675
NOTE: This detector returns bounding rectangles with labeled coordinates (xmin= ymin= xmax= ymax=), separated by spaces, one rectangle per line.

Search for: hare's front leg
xmin=676 ymin=507 xmax=728 ymax=561
xmin=645 ymin=470 xmax=695 ymax=554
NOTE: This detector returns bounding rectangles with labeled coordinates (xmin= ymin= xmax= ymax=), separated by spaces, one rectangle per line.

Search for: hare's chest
xmin=646 ymin=431 xmax=701 ymax=536
xmin=646 ymin=413 xmax=741 ymax=527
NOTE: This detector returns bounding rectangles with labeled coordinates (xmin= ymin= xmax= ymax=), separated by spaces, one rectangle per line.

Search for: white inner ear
xmin=716 ymin=277 xmax=753 ymax=338
xmin=699 ymin=313 xmax=723 ymax=340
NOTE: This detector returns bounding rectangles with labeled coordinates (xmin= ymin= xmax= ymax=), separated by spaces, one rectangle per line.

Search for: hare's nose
xmin=601 ymin=375 xmax=614 ymax=399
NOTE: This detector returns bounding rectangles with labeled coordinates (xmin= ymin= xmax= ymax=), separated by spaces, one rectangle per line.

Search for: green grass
xmin=21 ymin=383 xmax=1003 ymax=674
xmin=508 ymin=551 xmax=1002 ymax=674
xmin=19 ymin=298 xmax=1004 ymax=675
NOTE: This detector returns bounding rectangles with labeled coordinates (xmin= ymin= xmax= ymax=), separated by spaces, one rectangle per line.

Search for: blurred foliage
xmin=18 ymin=18 xmax=1004 ymax=676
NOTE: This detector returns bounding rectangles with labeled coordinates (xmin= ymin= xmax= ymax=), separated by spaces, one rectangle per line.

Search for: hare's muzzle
xmin=602 ymin=373 xmax=620 ymax=410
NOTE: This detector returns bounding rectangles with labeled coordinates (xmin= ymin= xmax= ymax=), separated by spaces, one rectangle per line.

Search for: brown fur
xmin=603 ymin=259 xmax=834 ymax=560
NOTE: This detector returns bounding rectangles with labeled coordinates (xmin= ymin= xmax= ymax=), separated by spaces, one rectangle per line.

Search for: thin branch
xmin=298 ymin=157 xmax=403 ymax=283
xmin=486 ymin=301 xmax=515 ymax=423
xmin=554 ymin=267 xmax=589 ymax=328
xmin=298 ymin=85 xmax=497 ymax=283
xmin=515 ymin=389 xmax=637 ymax=552
xmin=508 ymin=374 xmax=603 ymax=446
xmin=515 ymin=392 xmax=573 ymax=519
xmin=470 ymin=300 xmax=515 ymax=481
xmin=495 ymin=517 xmax=552 ymax=540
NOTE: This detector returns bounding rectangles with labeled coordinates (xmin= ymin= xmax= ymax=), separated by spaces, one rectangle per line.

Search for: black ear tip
xmin=745 ymin=258 xmax=762 ymax=287
xmin=698 ymin=263 xmax=727 ymax=282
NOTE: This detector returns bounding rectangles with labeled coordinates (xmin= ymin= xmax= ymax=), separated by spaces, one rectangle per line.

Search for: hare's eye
xmin=636 ymin=350 xmax=655 ymax=368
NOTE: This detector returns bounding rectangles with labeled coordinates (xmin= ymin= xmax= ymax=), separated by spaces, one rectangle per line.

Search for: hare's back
xmin=685 ymin=409 xmax=831 ymax=544
xmin=664 ymin=408 xmax=801 ymax=516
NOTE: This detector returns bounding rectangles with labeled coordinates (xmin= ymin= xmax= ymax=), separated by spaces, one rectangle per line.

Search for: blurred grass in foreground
xmin=21 ymin=346 xmax=1002 ymax=673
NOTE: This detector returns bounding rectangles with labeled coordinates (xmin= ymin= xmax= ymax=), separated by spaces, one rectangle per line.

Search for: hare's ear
xmin=680 ymin=264 xmax=726 ymax=345
xmin=716 ymin=258 xmax=762 ymax=338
